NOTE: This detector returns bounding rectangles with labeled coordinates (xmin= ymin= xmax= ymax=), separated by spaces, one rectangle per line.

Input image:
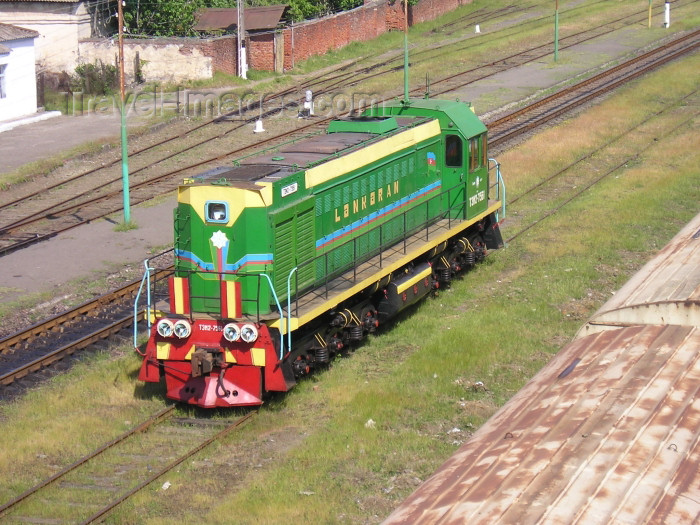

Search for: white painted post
xmin=664 ymin=1 xmax=670 ymax=28
xmin=305 ymin=90 xmax=314 ymax=116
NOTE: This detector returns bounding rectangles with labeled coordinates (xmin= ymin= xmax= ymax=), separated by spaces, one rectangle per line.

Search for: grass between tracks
xmin=0 ymin=52 xmax=696 ymax=523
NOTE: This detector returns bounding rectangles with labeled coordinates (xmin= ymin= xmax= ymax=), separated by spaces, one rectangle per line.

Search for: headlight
xmin=173 ymin=319 xmax=192 ymax=339
xmin=223 ymin=323 xmax=240 ymax=342
xmin=156 ymin=319 xmax=174 ymax=338
xmin=240 ymin=323 xmax=258 ymax=343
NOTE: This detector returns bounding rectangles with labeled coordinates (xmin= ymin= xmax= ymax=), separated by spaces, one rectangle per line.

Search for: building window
xmin=0 ymin=64 xmax=6 ymax=99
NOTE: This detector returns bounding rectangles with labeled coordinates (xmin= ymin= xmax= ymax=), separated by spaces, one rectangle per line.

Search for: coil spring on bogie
xmin=315 ymin=347 xmax=329 ymax=363
xmin=437 ymin=267 xmax=452 ymax=282
xmin=348 ymin=325 xmax=364 ymax=341
xmin=464 ymin=251 xmax=476 ymax=266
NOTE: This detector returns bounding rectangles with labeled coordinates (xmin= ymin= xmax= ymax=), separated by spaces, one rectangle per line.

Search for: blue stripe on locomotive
xmin=315 ymin=180 xmax=443 ymax=249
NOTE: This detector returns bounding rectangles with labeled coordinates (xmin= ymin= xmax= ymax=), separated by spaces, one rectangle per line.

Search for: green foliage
xmin=123 ymin=0 xmax=208 ymax=36
xmin=71 ymin=60 xmax=118 ymax=95
xmin=122 ymin=0 xmax=365 ymax=36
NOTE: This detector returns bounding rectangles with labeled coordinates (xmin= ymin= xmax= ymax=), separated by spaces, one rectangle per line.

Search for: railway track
xmin=0 ymin=407 xmax=255 ymax=524
xmin=486 ymin=30 xmax=700 ymax=151
xmin=0 ymin=253 xmax=173 ymax=399
xmin=1 ymin=29 xmax=697 ymax=396
xmin=0 ymin=20 xmax=695 ymax=525
xmin=504 ymin=90 xmax=699 ymax=244
xmin=0 ymin=5 xmax=694 ymax=256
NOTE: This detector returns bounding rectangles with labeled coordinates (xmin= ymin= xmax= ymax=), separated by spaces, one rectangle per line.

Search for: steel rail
xmin=488 ymin=30 xmax=700 ymax=145
xmin=0 ymin=311 xmax=137 ymax=385
xmin=0 ymin=5 xmax=688 ymax=240
xmin=504 ymin=108 xmax=698 ymax=245
xmin=2 ymin=22 xmax=695 ymax=257
xmin=80 ymin=411 xmax=256 ymax=525
xmin=0 ymin=405 xmax=176 ymax=516
xmin=0 ymin=265 xmax=173 ymax=355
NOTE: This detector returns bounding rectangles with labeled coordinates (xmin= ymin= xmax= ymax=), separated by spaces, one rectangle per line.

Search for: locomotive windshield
xmin=206 ymin=201 xmax=228 ymax=223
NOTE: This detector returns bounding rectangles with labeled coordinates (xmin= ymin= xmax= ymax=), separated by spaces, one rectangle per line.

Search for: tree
xmin=121 ymin=0 xmax=365 ymax=36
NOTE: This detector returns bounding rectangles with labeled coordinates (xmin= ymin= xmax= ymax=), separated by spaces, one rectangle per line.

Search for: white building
xmin=0 ymin=22 xmax=38 ymax=121
xmin=0 ymin=0 xmax=106 ymax=73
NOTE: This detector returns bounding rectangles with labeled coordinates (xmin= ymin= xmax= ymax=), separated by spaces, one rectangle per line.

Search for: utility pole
xmin=117 ymin=0 xmax=131 ymax=223
xmin=554 ymin=0 xmax=559 ymax=62
xmin=237 ymin=0 xmax=246 ymax=79
xmin=403 ymin=0 xmax=409 ymax=104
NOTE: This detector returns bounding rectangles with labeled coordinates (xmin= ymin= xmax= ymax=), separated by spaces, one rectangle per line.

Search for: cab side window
xmin=469 ymin=134 xmax=487 ymax=172
xmin=469 ymin=138 xmax=478 ymax=171
xmin=206 ymin=201 xmax=229 ymax=223
xmin=445 ymin=135 xmax=462 ymax=167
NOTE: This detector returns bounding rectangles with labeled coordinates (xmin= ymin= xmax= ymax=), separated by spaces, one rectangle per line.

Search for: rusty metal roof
xmin=0 ymin=22 xmax=39 ymax=43
xmin=383 ymin=212 xmax=700 ymax=525
xmin=383 ymin=324 xmax=700 ymax=524
xmin=194 ymin=6 xmax=288 ymax=33
xmin=579 ymin=212 xmax=700 ymax=337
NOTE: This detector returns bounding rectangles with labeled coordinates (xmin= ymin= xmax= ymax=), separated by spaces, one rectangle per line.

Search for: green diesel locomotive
xmin=136 ymin=97 xmax=505 ymax=407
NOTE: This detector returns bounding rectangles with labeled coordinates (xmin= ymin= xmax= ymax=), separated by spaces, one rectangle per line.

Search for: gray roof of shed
xmin=194 ymin=6 xmax=288 ymax=32
xmin=0 ymin=22 xmax=39 ymax=42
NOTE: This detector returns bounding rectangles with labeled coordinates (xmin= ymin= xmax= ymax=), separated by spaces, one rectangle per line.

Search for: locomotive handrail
xmin=286 ymin=267 xmax=298 ymax=358
xmin=284 ymin=178 xmax=490 ymax=312
xmin=133 ymin=258 xmax=155 ymax=351
xmin=257 ymin=272 xmax=286 ymax=359
xmin=145 ymin=174 xmax=504 ymax=351
xmin=489 ymin=157 xmax=506 ymax=220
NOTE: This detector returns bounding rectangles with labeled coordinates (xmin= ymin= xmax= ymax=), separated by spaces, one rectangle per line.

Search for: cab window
xmin=445 ymin=135 xmax=462 ymax=167
xmin=469 ymin=134 xmax=487 ymax=171
xmin=206 ymin=201 xmax=229 ymax=223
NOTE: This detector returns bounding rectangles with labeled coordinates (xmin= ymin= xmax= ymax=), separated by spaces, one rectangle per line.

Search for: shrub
xmin=71 ymin=60 xmax=119 ymax=95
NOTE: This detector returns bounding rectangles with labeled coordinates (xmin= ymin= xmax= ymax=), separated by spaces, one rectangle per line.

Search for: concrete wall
xmin=0 ymin=37 xmax=37 ymax=120
xmin=78 ymin=36 xmax=237 ymax=84
xmin=0 ymin=1 xmax=92 ymax=72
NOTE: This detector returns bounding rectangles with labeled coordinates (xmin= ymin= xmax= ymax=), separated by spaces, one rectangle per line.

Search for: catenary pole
xmin=118 ymin=0 xmax=131 ymax=223
xmin=554 ymin=0 xmax=559 ymax=62
xmin=403 ymin=0 xmax=409 ymax=104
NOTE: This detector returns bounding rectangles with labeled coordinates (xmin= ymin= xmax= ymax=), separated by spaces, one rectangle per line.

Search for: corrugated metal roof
xmin=0 ymin=43 xmax=10 ymax=54
xmin=579 ymin=212 xmax=700 ymax=337
xmin=383 ymin=212 xmax=700 ymax=525
xmin=0 ymin=22 xmax=39 ymax=43
xmin=383 ymin=324 xmax=700 ymax=524
xmin=194 ymin=6 xmax=288 ymax=32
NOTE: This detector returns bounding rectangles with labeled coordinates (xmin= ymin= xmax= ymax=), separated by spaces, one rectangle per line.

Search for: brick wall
xmin=249 ymin=33 xmax=276 ymax=72
xmin=280 ymin=0 xmax=406 ymax=70
xmin=79 ymin=0 xmax=470 ymax=81
xmin=410 ymin=0 xmax=467 ymax=25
